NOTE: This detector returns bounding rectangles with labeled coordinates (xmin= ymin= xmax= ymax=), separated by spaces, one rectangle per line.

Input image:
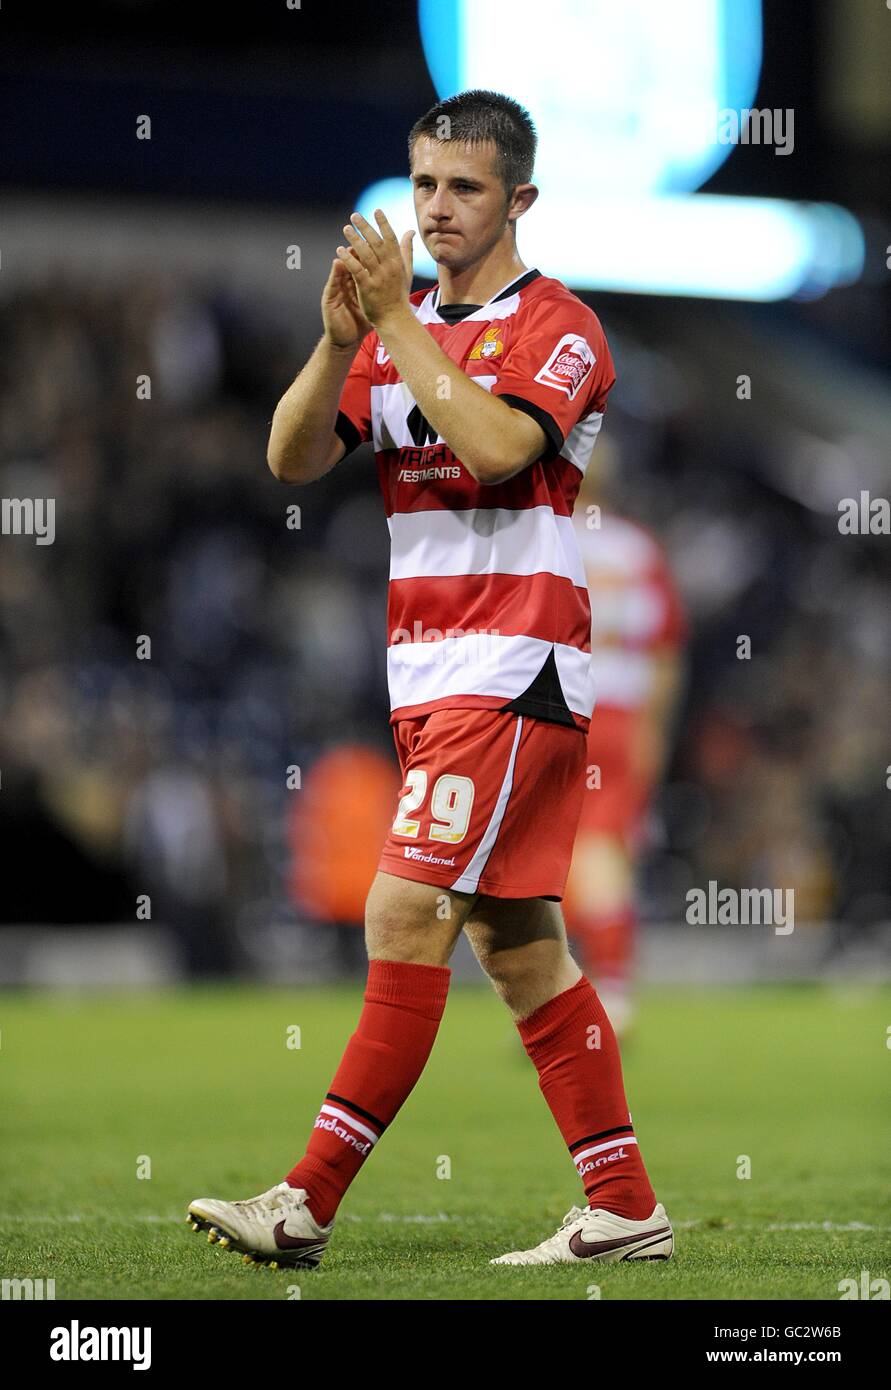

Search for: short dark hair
xmin=408 ymin=89 xmax=537 ymax=199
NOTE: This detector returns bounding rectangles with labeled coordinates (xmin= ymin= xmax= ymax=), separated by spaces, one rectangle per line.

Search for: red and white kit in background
xmin=334 ymin=269 xmax=616 ymax=899
xmin=571 ymin=512 xmax=687 ymax=844
xmin=563 ymin=511 xmax=687 ymax=1006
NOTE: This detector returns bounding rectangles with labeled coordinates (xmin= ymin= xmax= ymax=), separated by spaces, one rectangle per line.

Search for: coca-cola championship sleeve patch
xmin=491 ymin=295 xmax=616 ymax=463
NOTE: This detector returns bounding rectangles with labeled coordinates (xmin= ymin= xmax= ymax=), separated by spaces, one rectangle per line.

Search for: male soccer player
xmin=188 ymin=90 xmax=674 ymax=1269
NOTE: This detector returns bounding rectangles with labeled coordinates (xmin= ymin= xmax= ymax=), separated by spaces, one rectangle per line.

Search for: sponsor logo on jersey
xmin=397 ymin=465 xmax=462 ymax=482
xmin=397 ymin=443 xmax=457 ymax=472
xmin=534 ymin=333 xmax=596 ymax=399
xmin=468 ymin=326 xmax=504 ymax=360
xmin=376 ymin=343 xmax=390 ymax=365
xmin=406 ymin=402 xmax=440 ymax=447
xmin=404 ymin=846 xmax=457 ymax=868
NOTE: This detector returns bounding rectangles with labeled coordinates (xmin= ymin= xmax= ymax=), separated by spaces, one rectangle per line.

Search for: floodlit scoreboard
xmin=355 ymin=0 xmax=864 ymax=301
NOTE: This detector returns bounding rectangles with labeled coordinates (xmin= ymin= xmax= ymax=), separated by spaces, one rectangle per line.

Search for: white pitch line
xmin=0 ymin=1213 xmax=889 ymax=1231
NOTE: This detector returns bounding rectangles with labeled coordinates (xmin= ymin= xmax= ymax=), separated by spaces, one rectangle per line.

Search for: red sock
xmin=517 ymin=975 xmax=656 ymax=1219
xmin=283 ymin=958 xmax=450 ymax=1225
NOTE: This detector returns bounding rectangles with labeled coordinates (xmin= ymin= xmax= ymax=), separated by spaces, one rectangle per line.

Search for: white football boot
xmin=187 ymin=1180 xmax=333 ymax=1270
xmin=491 ymin=1201 xmax=673 ymax=1265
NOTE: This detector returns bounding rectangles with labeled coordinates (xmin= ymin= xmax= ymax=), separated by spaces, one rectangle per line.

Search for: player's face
xmin=410 ymin=137 xmax=514 ymax=271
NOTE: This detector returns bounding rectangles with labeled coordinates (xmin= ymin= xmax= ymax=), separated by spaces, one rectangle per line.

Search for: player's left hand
xmin=337 ymin=210 xmax=414 ymax=330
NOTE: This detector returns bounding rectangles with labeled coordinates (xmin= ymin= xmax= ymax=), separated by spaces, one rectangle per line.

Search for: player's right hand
xmin=322 ymin=256 xmax=372 ymax=349
xmin=322 ymin=228 xmax=414 ymax=350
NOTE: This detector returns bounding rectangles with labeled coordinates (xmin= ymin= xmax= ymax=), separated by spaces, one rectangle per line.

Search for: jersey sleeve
xmin=333 ymin=330 xmax=376 ymax=458
xmin=491 ymin=296 xmax=616 ymax=462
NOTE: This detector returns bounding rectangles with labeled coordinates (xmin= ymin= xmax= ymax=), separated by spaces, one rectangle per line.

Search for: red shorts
xmin=378 ymin=707 xmax=588 ymax=900
xmin=576 ymin=705 xmax=653 ymax=841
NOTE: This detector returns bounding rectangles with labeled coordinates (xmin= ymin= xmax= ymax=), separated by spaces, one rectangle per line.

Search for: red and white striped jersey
xmin=334 ymin=268 xmax=616 ymax=731
xmin=571 ymin=511 xmax=687 ymax=710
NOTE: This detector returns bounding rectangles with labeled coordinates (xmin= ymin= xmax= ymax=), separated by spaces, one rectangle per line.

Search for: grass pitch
xmin=0 ymin=982 xmax=888 ymax=1300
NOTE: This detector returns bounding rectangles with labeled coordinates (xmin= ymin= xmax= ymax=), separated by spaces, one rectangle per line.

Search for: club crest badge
xmin=468 ymin=327 xmax=504 ymax=360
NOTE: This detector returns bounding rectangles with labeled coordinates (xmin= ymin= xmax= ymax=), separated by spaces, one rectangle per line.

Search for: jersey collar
xmin=429 ymin=267 xmax=541 ymax=323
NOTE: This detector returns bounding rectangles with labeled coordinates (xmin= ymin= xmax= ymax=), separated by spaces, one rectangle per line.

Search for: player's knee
xmin=363 ymin=880 xmax=464 ymax=966
xmin=363 ymin=904 xmax=420 ymax=961
xmin=483 ymin=949 xmax=579 ymax=1019
xmin=477 ymin=941 xmax=567 ymax=995
xmin=474 ymin=948 xmax=510 ymax=990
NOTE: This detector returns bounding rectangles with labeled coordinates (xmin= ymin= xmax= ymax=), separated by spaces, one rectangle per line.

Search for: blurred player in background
xmin=565 ymin=444 xmax=687 ymax=1040
xmin=288 ymin=745 xmax=399 ymax=926
xmin=287 ymin=743 xmax=400 ymax=966
xmin=189 ymin=90 xmax=674 ymax=1270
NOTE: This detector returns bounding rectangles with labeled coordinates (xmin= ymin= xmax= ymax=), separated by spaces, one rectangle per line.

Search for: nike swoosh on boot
xmin=273 ymin=1221 xmax=328 ymax=1252
xmin=568 ymin=1225 xmax=673 ymax=1258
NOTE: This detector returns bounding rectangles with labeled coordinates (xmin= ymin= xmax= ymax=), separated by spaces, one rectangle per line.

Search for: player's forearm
xmin=375 ymin=305 xmax=531 ymax=484
xmin=267 ymin=336 xmax=358 ymax=483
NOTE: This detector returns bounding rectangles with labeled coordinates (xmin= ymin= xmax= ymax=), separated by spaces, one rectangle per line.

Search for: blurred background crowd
xmin=0 ymin=0 xmax=888 ymax=980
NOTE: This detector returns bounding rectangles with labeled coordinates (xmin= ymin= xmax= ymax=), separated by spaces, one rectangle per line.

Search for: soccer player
xmin=565 ymin=455 xmax=688 ymax=1039
xmin=188 ymin=90 xmax=674 ymax=1269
